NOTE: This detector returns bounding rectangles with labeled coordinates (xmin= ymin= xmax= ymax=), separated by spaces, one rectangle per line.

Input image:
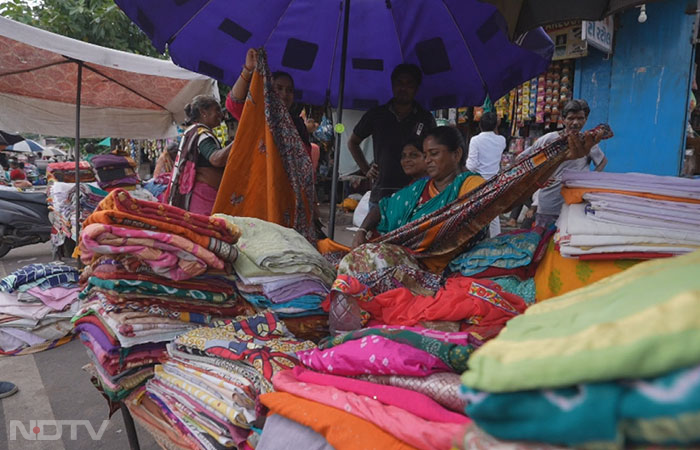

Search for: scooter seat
xmin=0 ymin=189 xmax=47 ymax=205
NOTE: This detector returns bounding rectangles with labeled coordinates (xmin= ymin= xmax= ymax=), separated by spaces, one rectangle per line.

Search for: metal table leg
xmin=120 ymin=402 xmax=141 ymax=450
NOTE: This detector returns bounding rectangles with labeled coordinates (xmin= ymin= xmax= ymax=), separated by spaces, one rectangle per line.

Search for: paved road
xmin=0 ymin=243 xmax=159 ymax=450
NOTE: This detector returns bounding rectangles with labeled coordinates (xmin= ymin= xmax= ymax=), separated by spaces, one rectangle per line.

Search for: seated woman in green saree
xmin=353 ymin=126 xmax=484 ymax=248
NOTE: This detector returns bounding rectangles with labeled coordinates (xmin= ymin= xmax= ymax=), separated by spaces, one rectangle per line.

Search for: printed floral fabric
xmin=175 ymin=311 xmax=316 ymax=381
xmin=79 ymin=223 xmax=224 ymax=280
xmin=298 ymin=334 xmax=451 ymax=377
xmin=84 ymin=277 xmax=228 ymax=303
xmin=338 ymin=243 xmax=443 ymax=296
xmin=319 ymin=327 xmax=478 ymax=373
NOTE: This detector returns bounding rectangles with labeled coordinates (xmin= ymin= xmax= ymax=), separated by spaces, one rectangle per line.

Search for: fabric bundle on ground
xmin=47 ymin=181 xmax=107 ymax=249
xmin=46 ymin=161 xmax=95 ymax=183
xmin=125 ymin=311 xmax=315 ymax=449
xmin=558 ymin=170 xmax=700 ymax=258
xmin=219 ymin=216 xmax=334 ymax=341
xmin=0 ymin=263 xmax=80 ymax=355
xmin=91 ymin=153 xmax=141 ymax=191
xmin=460 ymin=250 xmax=700 ymax=448
xmin=74 ymin=189 xmax=247 ymax=404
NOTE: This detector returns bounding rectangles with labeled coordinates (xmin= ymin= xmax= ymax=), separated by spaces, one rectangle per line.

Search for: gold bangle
xmin=240 ymin=70 xmax=251 ymax=82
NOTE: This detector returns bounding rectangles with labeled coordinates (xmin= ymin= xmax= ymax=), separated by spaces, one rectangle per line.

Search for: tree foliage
xmin=0 ymin=0 xmax=165 ymax=58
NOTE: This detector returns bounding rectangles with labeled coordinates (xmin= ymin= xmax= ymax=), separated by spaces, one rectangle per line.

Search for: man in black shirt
xmin=348 ymin=64 xmax=436 ymax=203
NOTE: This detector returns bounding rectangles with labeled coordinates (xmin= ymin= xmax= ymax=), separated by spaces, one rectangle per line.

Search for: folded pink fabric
xmin=273 ymin=369 xmax=467 ymax=450
xmin=293 ymin=366 xmax=468 ymax=424
xmin=297 ymin=335 xmax=450 ymax=377
xmin=80 ymin=223 xmax=223 ymax=280
xmin=26 ymin=286 xmax=80 ymax=311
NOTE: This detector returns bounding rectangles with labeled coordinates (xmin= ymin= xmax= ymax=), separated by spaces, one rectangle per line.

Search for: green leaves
xmin=1 ymin=0 xmax=166 ymax=59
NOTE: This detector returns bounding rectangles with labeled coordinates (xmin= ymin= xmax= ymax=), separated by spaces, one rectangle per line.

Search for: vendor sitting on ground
xmin=352 ymin=126 xmax=483 ymax=249
xmin=165 ymin=95 xmax=233 ymax=215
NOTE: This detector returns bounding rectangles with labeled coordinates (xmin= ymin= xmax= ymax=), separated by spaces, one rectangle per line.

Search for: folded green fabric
xmin=461 ymin=250 xmax=700 ymax=392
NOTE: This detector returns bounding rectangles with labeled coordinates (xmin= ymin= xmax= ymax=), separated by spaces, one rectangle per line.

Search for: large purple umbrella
xmin=115 ymin=0 xmax=554 ymax=236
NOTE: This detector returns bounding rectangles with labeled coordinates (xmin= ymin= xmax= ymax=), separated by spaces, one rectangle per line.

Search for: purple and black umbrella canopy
xmin=115 ymin=0 xmax=553 ymax=110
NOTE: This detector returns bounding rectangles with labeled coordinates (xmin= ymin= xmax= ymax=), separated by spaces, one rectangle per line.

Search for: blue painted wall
xmin=574 ymin=0 xmax=694 ymax=175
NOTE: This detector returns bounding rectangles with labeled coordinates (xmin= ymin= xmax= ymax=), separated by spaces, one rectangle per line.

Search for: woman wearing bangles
xmin=226 ymin=48 xmax=312 ymax=155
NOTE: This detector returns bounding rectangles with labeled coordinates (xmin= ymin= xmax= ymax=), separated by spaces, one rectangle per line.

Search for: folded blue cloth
xmin=462 ymin=363 xmax=700 ymax=447
xmin=0 ymin=263 xmax=78 ymax=293
xmin=449 ymin=231 xmax=541 ymax=276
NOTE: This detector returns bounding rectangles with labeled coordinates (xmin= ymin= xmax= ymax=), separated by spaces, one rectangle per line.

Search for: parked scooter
xmin=0 ymin=188 xmax=52 ymax=258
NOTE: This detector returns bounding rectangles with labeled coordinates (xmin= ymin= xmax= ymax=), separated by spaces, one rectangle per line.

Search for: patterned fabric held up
xmin=175 ymin=311 xmax=315 ymax=381
xmin=376 ymin=125 xmax=614 ymax=259
xmin=212 ymin=49 xmax=317 ymax=244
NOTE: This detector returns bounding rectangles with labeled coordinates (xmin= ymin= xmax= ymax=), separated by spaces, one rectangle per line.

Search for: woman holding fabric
xmin=353 ymin=126 xmax=484 ymax=249
xmin=227 ymin=48 xmax=311 ymax=154
xmin=212 ymin=48 xmax=318 ymax=244
xmin=165 ymin=95 xmax=233 ymax=215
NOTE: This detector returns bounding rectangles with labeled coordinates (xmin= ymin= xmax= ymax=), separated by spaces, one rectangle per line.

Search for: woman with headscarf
xmin=165 ymin=95 xmax=232 ymax=215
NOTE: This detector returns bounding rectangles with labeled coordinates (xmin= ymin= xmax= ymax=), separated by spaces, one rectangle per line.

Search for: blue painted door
xmin=604 ymin=0 xmax=694 ymax=175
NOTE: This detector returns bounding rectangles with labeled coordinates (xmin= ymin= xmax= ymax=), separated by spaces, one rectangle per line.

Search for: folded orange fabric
xmin=561 ymin=187 xmax=700 ymax=205
xmin=534 ymin=238 xmax=641 ymax=301
xmin=363 ymin=276 xmax=527 ymax=327
xmin=260 ymin=392 xmax=415 ymax=450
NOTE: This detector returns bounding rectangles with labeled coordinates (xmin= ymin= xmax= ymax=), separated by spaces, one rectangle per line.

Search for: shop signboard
xmin=544 ymin=21 xmax=588 ymax=61
xmin=582 ymin=16 xmax=614 ymax=54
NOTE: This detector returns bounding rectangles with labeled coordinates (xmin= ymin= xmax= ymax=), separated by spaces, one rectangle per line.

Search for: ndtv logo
xmin=9 ymin=420 xmax=109 ymax=441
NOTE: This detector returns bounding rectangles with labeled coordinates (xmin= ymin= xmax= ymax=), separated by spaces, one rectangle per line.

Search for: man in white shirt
xmin=467 ymin=111 xmax=506 ymax=236
xmin=520 ymin=99 xmax=607 ymax=228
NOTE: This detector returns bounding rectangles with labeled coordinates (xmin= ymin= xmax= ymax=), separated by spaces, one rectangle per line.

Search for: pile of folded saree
xmin=222 ymin=216 xmax=336 ymax=342
xmin=557 ymin=170 xmax=700 ymax=259
xmin=91 ymin=154 xmax=140 ymax=191
xmin=47 ymin=181 xmax=108 ymax=248
xmin=47 ymin=161 xmax=95 ymax=183
xmin=0 ymin=263 xmax=80 ymax=355
xmin=459 ymin=250 xmax=700 ymax=449
xmin=125 ymin=311 xmax=316 ymax=449
xmin=254 ymin=243 xmax=529 ymax=449
xmin=72 ymin=189 xmax=247 ymax=403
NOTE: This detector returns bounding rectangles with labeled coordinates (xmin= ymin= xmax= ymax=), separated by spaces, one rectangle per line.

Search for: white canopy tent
xmin=0 ymin=15 xmax=218 ymax=244
xmin=0 ymin=15 xmax=218 ymax=139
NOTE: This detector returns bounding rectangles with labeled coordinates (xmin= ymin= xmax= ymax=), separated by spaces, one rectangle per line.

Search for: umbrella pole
xmin=74 ymin=61 xmax=83 ymax=266
xmin=328 ymin=0 xmax=351 ymax=240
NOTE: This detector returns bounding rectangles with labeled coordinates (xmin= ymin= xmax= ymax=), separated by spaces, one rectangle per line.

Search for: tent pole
xmin=74 ymin=61 xmax=83 ymax=265
xmin=328 ymin=0 xmax=351 ymax=240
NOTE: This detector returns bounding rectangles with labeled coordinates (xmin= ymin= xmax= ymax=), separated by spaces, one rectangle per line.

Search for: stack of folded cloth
xmin=72 ymin=189 xmax=248 ymax=404
xmin=47 ymin=181 xmax=108 ymax=248
xmin=47 ymin=161 xmax=95 ymax=183
xmin=0 ymin=263 xmax=80 ymax=355
xmin=223 ymin=216 xmax=337 ymax=342
xmin=446 ymin=228 xmax=551 ymax=305
xmin=124 ymin=311 xmax=316 ymax=449
xmin=255 ymin=272 xmax=529 ymax=449
xmin=557 ymin=170 xmax=700 ymax=259
xmin=91 ymin=154 xmax=140 ymax=191
xmin=459 ymin=250 xmax=700 ymax=449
